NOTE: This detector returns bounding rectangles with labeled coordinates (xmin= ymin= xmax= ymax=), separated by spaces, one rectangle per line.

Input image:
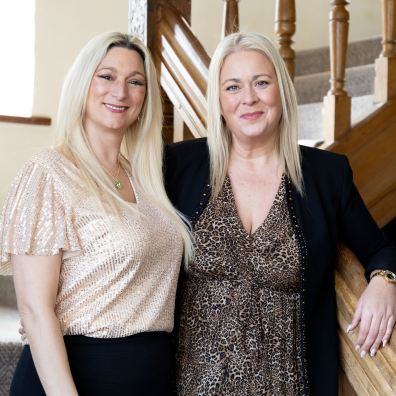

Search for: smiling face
xmin=84 ymin=46 xmax=146 ymax=136
xmin=219 ymin=50 xmax=282 ymax=145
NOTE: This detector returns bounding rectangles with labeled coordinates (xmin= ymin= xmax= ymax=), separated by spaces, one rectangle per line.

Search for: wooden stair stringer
xmin=326 ymin=99 xmax=396 ymax=227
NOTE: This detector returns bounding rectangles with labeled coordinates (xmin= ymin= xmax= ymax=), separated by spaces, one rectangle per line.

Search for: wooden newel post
xmin=274 ymin=0 xmax=296 ymax=80
xmin=323 ymin=0 xmax=351 ymax=143
xmin=222 ymin=0 xmax=240 ymax=37
xmin=374 ymin=0 xmax=396 ymax=102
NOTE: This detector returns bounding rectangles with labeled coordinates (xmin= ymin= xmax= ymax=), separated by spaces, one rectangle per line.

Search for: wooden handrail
xmin=152 ymin=3 xmax=209 ymax=138
xmin=222 ymin=0 xmax=239 ymax=38
xmin=275 ymin=0 xmax=296 ymax=80
xmin=336 ymin=246 xmax=396 ymax=395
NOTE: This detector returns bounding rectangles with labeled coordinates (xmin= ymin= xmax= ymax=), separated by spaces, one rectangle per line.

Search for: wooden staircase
xmin=129 ymin=0 xmax=396 ymax=394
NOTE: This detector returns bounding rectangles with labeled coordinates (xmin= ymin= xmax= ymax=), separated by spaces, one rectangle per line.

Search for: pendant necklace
xmin=105 ymin=161 xmax=123 ymax=190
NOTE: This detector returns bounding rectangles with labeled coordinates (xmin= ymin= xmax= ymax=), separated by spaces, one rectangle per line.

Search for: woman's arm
xmin=348 ymin=274 xmax=396 ymax=357
xmin=12 ymin=254 xmax=78 ymax=396
xmin=336 ymin=156 xmax=396 ymax=357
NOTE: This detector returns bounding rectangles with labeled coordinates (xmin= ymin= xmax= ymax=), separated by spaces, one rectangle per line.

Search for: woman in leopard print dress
xmin=165 ymin=32 xmax=396 ymax=396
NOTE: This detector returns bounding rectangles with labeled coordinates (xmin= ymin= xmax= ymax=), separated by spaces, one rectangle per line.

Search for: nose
xmin=111 ymin=79 xmax=128 ymax=100
xmin=242 ymin=86 xmax=258 ymax=105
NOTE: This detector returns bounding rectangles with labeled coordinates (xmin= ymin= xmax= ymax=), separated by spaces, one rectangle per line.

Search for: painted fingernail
xmin=382 ymin=340 xmax=388 ymax=347
xmin=360 ymin=350 xmax=366 ymax=358
xmin=346 ymin=325 xmax=351 ymax=333
xmin=355 ymin=345 xmax=360 ymax=351
xmin=370 ymin=348 xmax=376 ymax=357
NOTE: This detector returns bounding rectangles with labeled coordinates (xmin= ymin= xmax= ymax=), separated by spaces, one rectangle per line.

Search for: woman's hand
xmin=347 ymin=276 xmax=396 ymax=357
xmin=18 ymin=320 xmax=27 ymax=343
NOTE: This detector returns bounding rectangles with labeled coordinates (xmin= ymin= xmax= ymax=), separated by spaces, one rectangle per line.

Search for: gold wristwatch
xmin=370 ymin=270 xmax=396 ymax=284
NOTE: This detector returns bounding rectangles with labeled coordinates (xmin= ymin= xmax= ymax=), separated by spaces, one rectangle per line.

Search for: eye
xmin=128 ymin=79 xmax=145 ymax=87
xmin=225 ymin=84 xmax=239 ymax=92
xmin=98 ymin=74 xmax=112 ymax=81
xmin=255 ymin=80 xmax=269 ymax=88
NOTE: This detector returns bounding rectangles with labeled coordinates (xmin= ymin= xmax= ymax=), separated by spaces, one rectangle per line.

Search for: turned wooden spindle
xmin=274 ymin=0 xmax=296 ymax=80
xmin=222 ymin=0 xmax=239 ymax=37
xmin=374 ymin=0 xmax=396 ymax=102
xmin=323 ymin=0 xmax=351 ymax=143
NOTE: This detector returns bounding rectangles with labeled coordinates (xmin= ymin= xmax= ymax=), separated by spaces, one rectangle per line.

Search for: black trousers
xmin=10 ymin=332 xmax=173 ymax=396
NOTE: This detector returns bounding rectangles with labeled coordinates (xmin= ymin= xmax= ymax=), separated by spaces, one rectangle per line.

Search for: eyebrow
xmin=97 ymin=67 xmax=146 ymax=79
xmin=221 ymin=73 xmax=273 ymax=86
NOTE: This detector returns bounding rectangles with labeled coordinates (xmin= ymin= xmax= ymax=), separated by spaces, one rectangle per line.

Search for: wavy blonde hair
xmin=56 ymin=31 xmax=192 ymax=261
xmin=207 ymin=32 xmax=303 ymax=197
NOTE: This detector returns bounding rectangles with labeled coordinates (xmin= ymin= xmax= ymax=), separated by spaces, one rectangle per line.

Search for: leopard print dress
xmin=175 ymin=175 xmax=305 ymax=396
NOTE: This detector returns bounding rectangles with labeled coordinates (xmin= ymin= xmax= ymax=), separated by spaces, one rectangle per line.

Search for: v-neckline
xmin=225 ymin=174 xmax=285 ymax=238
xmin=49 ymin=147 xmax=139 ymax=206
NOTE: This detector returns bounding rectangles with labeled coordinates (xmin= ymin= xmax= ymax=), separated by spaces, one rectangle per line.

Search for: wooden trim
xmin=0 ymin=115 xmax=51 ymax=126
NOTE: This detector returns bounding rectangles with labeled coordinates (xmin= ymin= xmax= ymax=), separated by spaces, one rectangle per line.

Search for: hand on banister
xmin=347 ymin=275 xmax=396 ymax=357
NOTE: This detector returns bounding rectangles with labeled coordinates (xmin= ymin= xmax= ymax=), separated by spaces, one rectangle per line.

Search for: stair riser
xmin=295 ymin=65 xmax=375 ymax=104
xmin=295 ymin=37 xmax=381 ymax=77
xmin=0 ymin=276 xmax=16 ymax=309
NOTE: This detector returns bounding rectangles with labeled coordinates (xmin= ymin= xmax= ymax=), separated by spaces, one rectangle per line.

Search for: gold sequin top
xmin=0 ymin=148 xmax=184 ymax=340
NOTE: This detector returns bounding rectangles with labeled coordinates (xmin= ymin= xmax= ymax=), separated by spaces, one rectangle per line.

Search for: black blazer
xmin=164 ymin=137 xmax=396 ymax=396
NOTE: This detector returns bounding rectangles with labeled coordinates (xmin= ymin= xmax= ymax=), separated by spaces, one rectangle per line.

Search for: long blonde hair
xmin=56 ymin=31 xmax=192 ymax=261
xmin=207 ymin=32 xmax=303 ymax=197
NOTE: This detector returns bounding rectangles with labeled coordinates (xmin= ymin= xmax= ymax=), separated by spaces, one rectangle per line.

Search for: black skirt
xmin=10 ymin=331 xmax=173 ymax=396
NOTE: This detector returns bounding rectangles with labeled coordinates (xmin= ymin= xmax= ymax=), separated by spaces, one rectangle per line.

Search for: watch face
xmin=385 ymin=271 xmax=396 ymax=281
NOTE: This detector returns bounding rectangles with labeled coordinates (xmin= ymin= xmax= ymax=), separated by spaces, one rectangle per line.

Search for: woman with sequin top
xmin=0 ymin=32 xmax=192 ymax=396
xmin=164 ymin=32 xmax=396 ymax=395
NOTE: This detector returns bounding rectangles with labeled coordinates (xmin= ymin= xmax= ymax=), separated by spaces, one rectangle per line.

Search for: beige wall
xmin=0 ymin=0 xmax=127 ymax=204
xmin=192 ymin=0 xmax=381 ymax=56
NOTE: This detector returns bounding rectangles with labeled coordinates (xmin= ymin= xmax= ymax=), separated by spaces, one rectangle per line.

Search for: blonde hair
xmin=207 ymin=32 xmax=303 ymax=197
xmin=56 ymin=31 xmax=192 ymax=261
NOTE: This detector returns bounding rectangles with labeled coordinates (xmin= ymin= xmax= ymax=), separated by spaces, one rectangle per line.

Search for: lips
xmin=104 ymin=103 xmax=129 ymax=112
xmin=240 ymin=111 xmax=263 ymax=120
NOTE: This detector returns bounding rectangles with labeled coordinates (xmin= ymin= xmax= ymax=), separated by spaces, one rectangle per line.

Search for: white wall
xmin=192 ymin=0 xmax=381 ymax=56
xmin=0 ymin=0 xmax=127 ymax=204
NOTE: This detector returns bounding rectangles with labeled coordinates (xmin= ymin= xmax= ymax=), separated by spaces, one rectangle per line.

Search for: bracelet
xmin=370 ymin=270 xmax=396 ymax=285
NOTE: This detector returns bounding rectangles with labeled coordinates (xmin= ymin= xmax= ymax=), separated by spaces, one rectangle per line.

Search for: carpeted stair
xmin=0 ymin=36 xmax=384 ymax=394
xmin=296 ymin=36 xmax=382 ymax=145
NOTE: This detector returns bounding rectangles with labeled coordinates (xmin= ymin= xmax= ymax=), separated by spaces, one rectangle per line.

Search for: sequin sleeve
xmin=0 ymin=159 xmax=81 ymax=275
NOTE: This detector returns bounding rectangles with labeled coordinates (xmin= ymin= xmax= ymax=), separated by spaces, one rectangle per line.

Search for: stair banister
xmin=336 ymin=246 xmax=396 ymax=395
xmin=274 ymin=0 xmax=296 ymax=80
xmin=374 ymin=0 xmax=396 ymax=102
xmin=323 ymin=0 xmax=351 ymax=143
xmin=222 ymin=0 xmax=240 ymax=38
xmin=152 ymin=3 xmax=210 ymax=139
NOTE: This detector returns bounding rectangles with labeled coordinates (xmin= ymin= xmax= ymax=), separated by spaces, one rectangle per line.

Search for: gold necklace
xmin=104 ymin=161 xmax=123 ymax=190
